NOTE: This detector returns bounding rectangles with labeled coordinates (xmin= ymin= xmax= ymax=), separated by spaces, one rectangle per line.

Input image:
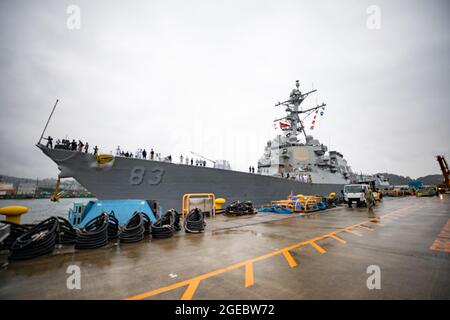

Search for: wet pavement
xmin=0 ymin=195 xmax=449 ymax=300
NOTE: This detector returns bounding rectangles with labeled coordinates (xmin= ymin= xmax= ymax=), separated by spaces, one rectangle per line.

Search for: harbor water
xmin=0 ymin=198 xmax=95 ymax=224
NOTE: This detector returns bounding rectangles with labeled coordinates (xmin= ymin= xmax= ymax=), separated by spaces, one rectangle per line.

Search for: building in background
xmin=0 ymin=182 xmax=15 ymax=196
xmin=16 ymin=181 xmax=37 ymax=196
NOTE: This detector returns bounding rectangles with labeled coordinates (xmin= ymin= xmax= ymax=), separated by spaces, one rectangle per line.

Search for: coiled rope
xmin=184 ymin=208 xmax=206 ymax=233
xmin=0 ymin=221 xmax=31 ymax=250
xmin=9 ymin=217 xmax=59 ymax=260
xmin=56 ymin=217 xmax=78 ymax=245
xmin=151 ymin=209 xmax=181 ymax=239
xmin=119 ymin=212 xmax=145 ymax=243
xmin=75 ymin=213 xmax=109 ymax=249
xmin=107 ymin=211 xmax=119 ymax=240
xmin=3 ymin=208 xmax=184 ymax=260
xmin=225 ymin=201 xmax=256 ymax=216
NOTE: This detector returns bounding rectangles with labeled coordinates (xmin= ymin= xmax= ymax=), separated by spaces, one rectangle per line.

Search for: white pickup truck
xmin=343 ymin=184 xmax=371 ymax=208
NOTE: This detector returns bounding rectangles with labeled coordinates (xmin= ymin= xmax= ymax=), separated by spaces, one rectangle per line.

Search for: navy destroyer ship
xmin=37 ymin=81 xmax=355 ymax=211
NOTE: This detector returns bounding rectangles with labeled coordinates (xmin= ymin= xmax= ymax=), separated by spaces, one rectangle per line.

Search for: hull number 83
xmin=129 ymin=166 xmax=164 ymax=185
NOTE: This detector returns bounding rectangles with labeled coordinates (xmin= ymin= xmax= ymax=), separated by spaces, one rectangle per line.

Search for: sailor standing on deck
xmin=44 ymin=136 xmax=53 ymax=148
xmin=70 ymin=139 xmax=77 ymax=150
xmin=150 ymin=148 xmax=154 ymax=160
xmin=77 ymin=140 xmax=84 ymax=152
xmin=180 ymin=155 xmax=184 ymax=164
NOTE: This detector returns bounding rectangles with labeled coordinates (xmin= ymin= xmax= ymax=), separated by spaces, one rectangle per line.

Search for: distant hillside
xmin=0 ymin=174 xmax=86 ymax=191
xmin=376 ymin=173 xmax=443 ymax=186
xmin=2 ymin=172 xmax=444 ymax=191
xmin=376 ymin=173 xmax=411 ymax=185
xmin=416 ymin=174 xmax=443 ymax=185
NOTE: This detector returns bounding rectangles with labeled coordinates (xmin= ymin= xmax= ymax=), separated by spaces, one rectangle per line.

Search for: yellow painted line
xmin=126 ymin=206 xmax=410 ymax=300
xmin=244 ymin=262 xmax=255 ymax=288
xmin=282 ymin=250 xmax=298 ymax=268
xmin=330 ymin=234 xmax=347 ymax=244
xmin=358 ymin=225 xmax=374 ymax=231
xmin=344 ymin=229 xmax=362 ymax=237
xmin=309 ymin=241 xmax=326 ymax=254
xmin=368 ymin=221 xmax=384 ymax=226
xmin=181 ymin=279 xmax=200 ymax=300
xmin=430 ymin=219 xmax=450 ymax=253
xmin=127 ymin=279 xmax=193 ymax=300
xmin=127 ymin=267 xmax=239 ymax=300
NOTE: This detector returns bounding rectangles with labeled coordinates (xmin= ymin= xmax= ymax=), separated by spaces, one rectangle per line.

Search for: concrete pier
xmin=0 ymin=195 xmax=449 ymax=299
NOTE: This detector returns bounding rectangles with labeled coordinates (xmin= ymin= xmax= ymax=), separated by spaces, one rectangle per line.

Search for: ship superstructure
xmin=258 ymin=81 xmax=353 ymax=184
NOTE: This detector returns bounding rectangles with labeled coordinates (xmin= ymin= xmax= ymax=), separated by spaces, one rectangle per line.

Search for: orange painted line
xmin=244 ymin=262 xmax=254 ymax=288
xmin=181 ymin=279 xmax=200 ymax=300
xmin=127 ymin=279 xmax=192 ymax=300
xmin=358 ymin=225 xmax=374 ymax=231
xmin=429 ymin=219 xmax=450 ymax=253
xmin=330 ymin=234 xmax=347 ymax=244
xmin=309 ymin=241 xmax=326 ymax=254
xmin=126 ymin=206 xmax=402 ymax=300
xmin=127 ymin=266 xmax=239 ymax=300
xmin=282 ymin=250 xmax=298 ymax=268
xmin=368 ymin=221 xmax=384 ymax=226
xmin=344 ymin=229 xmax=362 ymax=237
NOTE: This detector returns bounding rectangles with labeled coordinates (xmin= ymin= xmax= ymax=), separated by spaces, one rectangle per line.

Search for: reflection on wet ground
xmin=0 ymin=196 xmax=449 ymax=299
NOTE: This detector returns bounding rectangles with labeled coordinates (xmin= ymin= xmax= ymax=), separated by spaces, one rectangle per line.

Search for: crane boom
xmin=436 ymin=155 xmax=450 ymax=187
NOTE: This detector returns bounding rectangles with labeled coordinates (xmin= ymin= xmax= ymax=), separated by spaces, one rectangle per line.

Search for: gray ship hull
xmin=38 ymin=145 xmax=345 ymax=211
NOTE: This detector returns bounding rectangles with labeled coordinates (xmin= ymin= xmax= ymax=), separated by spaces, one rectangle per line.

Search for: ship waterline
xmin=38 ymin=145 xmax=344 ymax=211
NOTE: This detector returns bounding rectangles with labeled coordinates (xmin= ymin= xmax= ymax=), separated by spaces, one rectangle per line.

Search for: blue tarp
xmin=317 ymin=202 xmax=327 ymax=210
xmin=69 ymin=199 xmax=158 ymax=227
xmin=258 ymin=206 xmax=293 ymax=214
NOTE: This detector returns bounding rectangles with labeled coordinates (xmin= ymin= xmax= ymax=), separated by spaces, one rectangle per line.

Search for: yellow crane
xmin=50 ymin=175 xmax=65 ymax=202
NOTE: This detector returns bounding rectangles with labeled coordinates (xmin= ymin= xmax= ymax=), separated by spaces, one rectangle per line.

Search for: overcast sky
xmin=0 ymin=0 xmax=449 ymax=180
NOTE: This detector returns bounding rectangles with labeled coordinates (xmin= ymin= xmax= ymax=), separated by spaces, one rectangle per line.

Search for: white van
xmin=343 ymin=184 xmax=371 ymax=208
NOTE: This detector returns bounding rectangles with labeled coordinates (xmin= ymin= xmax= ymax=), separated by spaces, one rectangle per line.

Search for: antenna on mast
xmin=38 ymin=99 xmax=59 ymax=145
xmin=273 ymin=80 xmax=326 ymax=143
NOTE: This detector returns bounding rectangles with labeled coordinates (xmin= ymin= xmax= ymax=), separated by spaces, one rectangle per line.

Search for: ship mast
xmin=274 ymin=80 xmax=326 ymax=143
